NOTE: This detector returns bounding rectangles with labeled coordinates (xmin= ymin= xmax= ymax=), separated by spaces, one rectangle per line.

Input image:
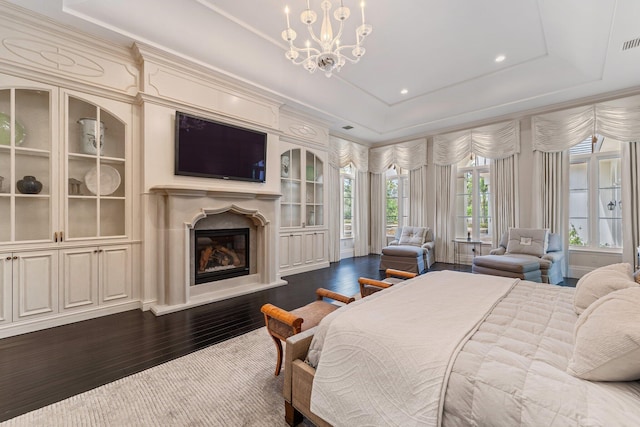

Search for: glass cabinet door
xmin=66 ymin=96 xmax=126 ymax=240
xmin=305 ymin=151 xmax=323 ymax=227
xmin=280 ymin=148 xmax=301 ymax=227
xmin=280 ymin=147 xmax=324 ymax=229
xmin=0 ymin=88 xmax=52 ymax=243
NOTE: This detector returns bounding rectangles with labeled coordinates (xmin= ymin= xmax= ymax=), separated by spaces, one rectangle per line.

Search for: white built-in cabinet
xmin=0 ymin=74 xmax=133 ymax=333
xmin=279 ymin=142 xmax=329 ymax=274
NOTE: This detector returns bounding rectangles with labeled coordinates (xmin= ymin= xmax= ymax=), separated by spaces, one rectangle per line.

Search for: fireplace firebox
xmin=194 ymin=228 xmax=249 ymax=284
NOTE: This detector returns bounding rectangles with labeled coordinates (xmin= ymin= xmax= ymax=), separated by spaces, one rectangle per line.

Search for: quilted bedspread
xmin=443 ymin=280 xmax=640 ymax=426
xmin=309 ymin=271 xmax=519 ymax=427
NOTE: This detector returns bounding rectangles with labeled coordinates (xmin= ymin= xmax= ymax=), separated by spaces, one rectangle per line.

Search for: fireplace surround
xmin=149 ymin=185 xmax=285 ymax=315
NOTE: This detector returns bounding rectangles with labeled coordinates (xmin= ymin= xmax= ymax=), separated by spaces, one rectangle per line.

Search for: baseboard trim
xmin=0 ymin=301 xmax=141 ymax=339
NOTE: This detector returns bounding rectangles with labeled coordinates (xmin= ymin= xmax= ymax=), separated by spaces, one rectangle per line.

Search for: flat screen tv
xmin=175 ymin=111 xmax=267 ymax=183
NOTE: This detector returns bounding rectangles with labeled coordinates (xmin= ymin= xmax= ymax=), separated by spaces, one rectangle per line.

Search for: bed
xmin=282 ymin=270 xmax=640 ymax=426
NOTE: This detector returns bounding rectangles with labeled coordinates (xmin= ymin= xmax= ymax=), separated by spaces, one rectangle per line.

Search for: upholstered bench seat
xmin=380 ymin=245 xmax=425 ymax=274
xmin=472 ymin=254 xmax=542 ymax=282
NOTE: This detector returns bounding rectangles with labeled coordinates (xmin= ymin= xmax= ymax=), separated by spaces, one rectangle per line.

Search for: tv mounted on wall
xmin=175 ymin=111 xmax=267 ymax=183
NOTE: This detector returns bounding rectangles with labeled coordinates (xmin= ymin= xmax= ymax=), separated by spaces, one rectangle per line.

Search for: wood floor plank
xmin=0 ymin=255 xmax=382 ymax=422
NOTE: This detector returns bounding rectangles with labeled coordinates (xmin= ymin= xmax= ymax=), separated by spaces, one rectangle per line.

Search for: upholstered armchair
xmin=379 ymin=226 xmax=435 ymax=274
xmin=472 ymin=228 xmax=564 ymax=284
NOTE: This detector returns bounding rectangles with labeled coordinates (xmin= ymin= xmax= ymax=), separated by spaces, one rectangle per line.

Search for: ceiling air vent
xmin=622 ymin=38 xmax=640 ymax=51
xmin=342 ymin=125 xmax=354 ymax=130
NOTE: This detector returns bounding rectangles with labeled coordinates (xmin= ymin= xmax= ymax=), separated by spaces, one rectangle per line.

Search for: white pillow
xmin=573 ymin=263 xmax=637 ymax=314
xmin=567 ymin=287 xmax=640 ymax=381
xmin=397 ymin=226 xmax=427 ymax=247
xmin=506 ymin=228 xmax=548 ymax=257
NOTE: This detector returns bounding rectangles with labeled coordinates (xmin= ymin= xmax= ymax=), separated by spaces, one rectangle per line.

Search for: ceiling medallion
xmin=281 ymin=0 xmax=372 ymax=77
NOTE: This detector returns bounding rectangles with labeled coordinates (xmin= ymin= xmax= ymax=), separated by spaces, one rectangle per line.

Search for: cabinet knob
xmin=54 ymin=232 xmax=58 ymax=242
xmin=5 ymin=256 xmax=10 ymax=261
xmin=94 ymin=250 xmax=98 ymax=253
xmin=60 ymin=231 xmax=64 ymax=242
xmin=13 ymin=256 xmax=18 ymax=260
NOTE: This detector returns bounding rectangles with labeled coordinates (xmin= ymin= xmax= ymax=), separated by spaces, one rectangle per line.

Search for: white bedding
xmin=309 ymin=271 xmax=519 ymax=427
xmin=307 ymin=271 xmax=640 ymax=427
xmin=443 ymin=280 xmax=640 ymax=426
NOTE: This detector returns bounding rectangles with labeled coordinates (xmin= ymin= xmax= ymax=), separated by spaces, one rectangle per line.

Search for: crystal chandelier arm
xmin=289 ymin=43 xmax=321 ymax=57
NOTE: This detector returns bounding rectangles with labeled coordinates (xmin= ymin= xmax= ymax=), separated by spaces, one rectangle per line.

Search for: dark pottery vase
xmin=17 ymin=175 xmax=43 ymax=194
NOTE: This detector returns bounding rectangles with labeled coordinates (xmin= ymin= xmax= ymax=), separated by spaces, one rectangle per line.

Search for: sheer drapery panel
xmin=328 ymin=164 xmax=341 ymax=262
xmin=354 ymin=170 xmax=370 ymax=256
xmin=370 ymin=173 xmax=386 ymax=254
xmin=434 ymin=164 xmax=455 ymax=263
xmin=491 ymin=155 xmax=519 ymax=244
xmin=622 ymin=142 xmax=640 ymax=268
xmin=409 ymin=166 xmax=427 ymax=227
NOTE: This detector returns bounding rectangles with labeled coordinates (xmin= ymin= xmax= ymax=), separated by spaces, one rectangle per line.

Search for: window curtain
xmin=491 ymin=155 xmax=519 ymax=244
xmin=433 ymin=120 xmax=520 ymax=259
xmin=409 ymin=166 xmax=427 ymax=227
xmin=328 ymin=137 xmax=369 ymax=261
xmin=532 ymin=151 xmax=567 ymax=233
xmin=369 ymin=172 xmax=385 ymax=254
xmin=369 ymin=139 xmax=428 ymax=251
xmin=354 ymin=171 xmax=370 ymax=256
xmin=622 ymin=142 xmax=640 ymax=268
xmin=532 ymin=99 xmax=640 ymax=268
xmin=327 ymin=164 xmax=341 ymax=262
xmin=434 ymin=164 xmax=454 ymax=262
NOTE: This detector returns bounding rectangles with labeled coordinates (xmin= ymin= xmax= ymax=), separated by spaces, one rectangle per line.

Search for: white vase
xmin=78 ymin=118 xmax=104 ymax=155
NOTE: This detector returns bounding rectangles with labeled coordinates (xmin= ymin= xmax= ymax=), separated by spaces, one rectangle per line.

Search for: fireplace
xmin=194 ymin=228 xmax=250 ymax=284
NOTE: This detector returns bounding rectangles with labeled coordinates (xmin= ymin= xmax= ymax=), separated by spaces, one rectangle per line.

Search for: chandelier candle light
xmin=282 ymin=0 xmax=372 ymax=77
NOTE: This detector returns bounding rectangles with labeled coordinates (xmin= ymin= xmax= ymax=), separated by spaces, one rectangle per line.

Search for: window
xmin=569 ymin=135 xmax=622 ymax=249
xmin=385 ymin=166 xmax=409 ymax=238
xmin=340 ymin=164 xmax=355 ymax=238
xmin=455 ymin=154 xmax=492 ymax=242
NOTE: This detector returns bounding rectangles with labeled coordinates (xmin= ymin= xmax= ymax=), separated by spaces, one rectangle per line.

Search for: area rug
xmin=2 ymin=327 xmax=304 ymax=426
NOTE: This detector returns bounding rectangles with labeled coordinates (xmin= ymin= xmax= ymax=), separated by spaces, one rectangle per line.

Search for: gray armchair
xmin=379 ymin=226 xmax=434 ymax=274
xmin=473 ymin=228 xmax=565 ymax=284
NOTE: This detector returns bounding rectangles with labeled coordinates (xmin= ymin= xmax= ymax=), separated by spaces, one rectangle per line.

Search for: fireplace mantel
xmin=150 ymin=184 xmax=281 ymax=200
xmin=149 ymin=184 xmax=285 ymax=315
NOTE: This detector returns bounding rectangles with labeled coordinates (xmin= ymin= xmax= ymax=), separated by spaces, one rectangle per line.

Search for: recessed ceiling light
xmin=400 ymin=89 xmax=408 ymax=95
xmin=495 ymin=55 xmax=506 ymax=63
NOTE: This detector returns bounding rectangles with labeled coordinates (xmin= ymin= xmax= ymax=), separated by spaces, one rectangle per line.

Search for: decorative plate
xmin=84 ymin=165 xmax=121 ymax=196
xmin=0 ymin=112 xmax=26 ymax=146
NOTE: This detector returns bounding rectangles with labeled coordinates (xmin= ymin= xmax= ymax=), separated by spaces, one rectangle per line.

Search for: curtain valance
xmin=433 ymin=120 xmax=520 ymax=165
xmin=368 ymin=138 xmax=427 ymax=174
xmin=328 ymin=137 xmax=369 ymax=171
xmin=533 ymin=103 xmax=640 ymax=152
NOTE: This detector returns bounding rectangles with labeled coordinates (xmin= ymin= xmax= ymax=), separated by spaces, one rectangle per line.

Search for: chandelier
xmin=281 ymin=1 xmax=372 ymax=77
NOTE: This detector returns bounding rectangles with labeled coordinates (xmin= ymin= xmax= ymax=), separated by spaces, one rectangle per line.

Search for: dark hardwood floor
xmin=0 ymin=257 xmax=573 ymax=422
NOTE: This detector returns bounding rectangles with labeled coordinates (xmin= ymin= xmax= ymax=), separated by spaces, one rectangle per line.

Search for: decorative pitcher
xmin=78 ymin=118 xmax=105 ymax=155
